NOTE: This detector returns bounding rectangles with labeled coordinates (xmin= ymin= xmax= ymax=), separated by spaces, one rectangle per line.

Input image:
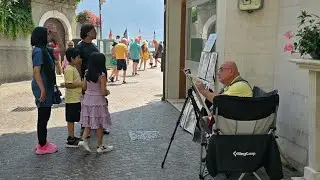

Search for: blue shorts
xmin=117 ymin=59 xmax=127 ymax=71
xmin=132 ymin=59 xmax=139 ymax=63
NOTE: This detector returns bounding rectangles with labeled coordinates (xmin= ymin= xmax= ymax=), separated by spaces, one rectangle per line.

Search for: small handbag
xmin=53 ymin=84 xmax=62 ymax=104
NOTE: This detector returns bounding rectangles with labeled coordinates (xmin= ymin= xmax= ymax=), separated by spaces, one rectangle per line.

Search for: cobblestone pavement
xmin=0 ymin=64 xmax=301 ymax=180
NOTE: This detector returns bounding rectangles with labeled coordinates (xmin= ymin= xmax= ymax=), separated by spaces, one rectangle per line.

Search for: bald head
xmin=218 ymin=61 xmax=240 ymax=85
xmin=223 ymin=61 xmax=239 ymax=75
xmin=121 ymin=38 xmax=127 ymax=44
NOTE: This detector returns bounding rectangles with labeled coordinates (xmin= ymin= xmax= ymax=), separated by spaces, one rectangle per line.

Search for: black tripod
xmin=161 ymin=86 xmax=202 ymax=168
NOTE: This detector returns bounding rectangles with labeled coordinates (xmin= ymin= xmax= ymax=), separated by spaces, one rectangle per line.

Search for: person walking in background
xmin=60 ymin=41 xmax=75 ymax=89
xmin=139 ymin=41 xmax=150 ymax=70
xmin=109 ymin=42 xmax=119 ymax=82
xmin=126 ymin=39 xmax=132 ymax=65
xmin=78 ymin=52 xmax=113 ymax=153
xmin=62 ymin=41 xmax=75 ymax=74
xmin=64 ymin=47 xmax=82 ymax=148
xmin=129 ymin=38 xmax=141 ymax=76
xmin=114 ymin=38 xmax=129 ymax=84
xmin=48 ymin=39 xmax=63 ymax=75
xmin=154 ymin=41 xmax=163 ymax=67
xmin=115 ymin=35 xmax=121 ymax=43
xmin=31 ymin=24 xmax=65 ymax=155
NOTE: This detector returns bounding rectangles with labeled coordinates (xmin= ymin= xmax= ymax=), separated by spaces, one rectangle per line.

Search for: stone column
xmin=165 ymin=0 xmax=183 ymax=99
xmin=290 ymin=58 xmax=320 ymax=180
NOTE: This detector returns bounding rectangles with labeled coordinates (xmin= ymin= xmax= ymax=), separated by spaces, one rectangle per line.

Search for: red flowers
xmin=76 ymin=10 xmax=102 ymax=26
xmin=283 ymin=43 xmax=293 ymax=52
xmin=283 ymin=31 xmax=296 ymax=54
xmin=283 ymin=31 xmax=293 ymax=40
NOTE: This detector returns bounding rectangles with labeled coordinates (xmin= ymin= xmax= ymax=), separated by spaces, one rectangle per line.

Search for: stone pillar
xmin=165 ymin=0 xmax=183 ymax=99
xmin=290 ymin=58 xmax=320 ymax=180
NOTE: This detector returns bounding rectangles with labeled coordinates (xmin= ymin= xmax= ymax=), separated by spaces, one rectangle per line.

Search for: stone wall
xmin=32 ymin=0 xmax=76 ymax=41
xmin=213 ymin=0 xmax=320 ymax=171
xmin=173 ymin=0 xmax=320 ymax=171
xmin=165 ymin=0 xmax=183 ymax=99
xmin=216 ymin=0 xmax=279 ymax=92
xmin=0 ymin=39 xmax=32 ymax=83
xmin=0 ymin=0 xmax=76 ymax=84
xmin=275 ymin=0 xmax=320 ymax=171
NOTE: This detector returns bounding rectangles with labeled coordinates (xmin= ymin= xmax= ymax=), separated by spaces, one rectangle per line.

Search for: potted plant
xmin=75 ymin=11 xmax=88 ymax=24
xmin=284 ymin=10 xmax=320 ymax=59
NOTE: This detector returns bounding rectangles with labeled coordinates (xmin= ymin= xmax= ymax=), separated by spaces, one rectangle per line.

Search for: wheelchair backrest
xmin=253 ymin=86 xmax=278 ymax=97
xmin=213 ymin=93 xmax=279 ymax=135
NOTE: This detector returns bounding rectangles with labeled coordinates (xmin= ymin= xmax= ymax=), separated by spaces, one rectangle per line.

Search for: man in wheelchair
xmin=195 ymin=61 xmax=283 ymax=180
xmin=196 ymin=61 xmax=253 ymax=132
xmin=197 ymin=61 xmax=253 ymax=100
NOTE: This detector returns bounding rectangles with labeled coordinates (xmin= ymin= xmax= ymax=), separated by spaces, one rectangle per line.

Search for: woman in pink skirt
xmin=78 ymin=52 xmax=113 ymax=153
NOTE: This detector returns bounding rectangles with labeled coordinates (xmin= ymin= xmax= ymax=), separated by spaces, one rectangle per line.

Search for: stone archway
xmin=201 ymin=14 xmax=216 ymax=40
xmin=44 ymin=18 xmax=66 ymax=46
xmin=38 ymin=10 xmax=73 ymax=41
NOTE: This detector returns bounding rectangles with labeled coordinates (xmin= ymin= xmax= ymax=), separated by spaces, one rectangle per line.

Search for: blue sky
xmin=76 ymin=0 xmax=164 ymax=41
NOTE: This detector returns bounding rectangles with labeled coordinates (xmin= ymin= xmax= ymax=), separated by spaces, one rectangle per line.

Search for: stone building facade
xmin=164 ymin=0 xmax=320 ymax=179
xmin=0 ymin=0 xmax=77 ymax=84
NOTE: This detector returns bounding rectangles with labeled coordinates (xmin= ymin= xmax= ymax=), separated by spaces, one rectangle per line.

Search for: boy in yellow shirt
xmin=64 ymin=48 xmax=82 ymax=147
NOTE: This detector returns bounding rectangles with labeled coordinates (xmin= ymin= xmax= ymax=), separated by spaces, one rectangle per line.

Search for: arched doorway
xmin=44 ymin=18 xmax=67 ymax=47
xmin=201 ymin=14 xmax=216 ymax=40
xmin=43 ymin=17 xmax=67 ymax=74
xmin=39 ymin=10 xmax=73 ymax=75
xmin=38 ymin=10 xmax=73 ymax=42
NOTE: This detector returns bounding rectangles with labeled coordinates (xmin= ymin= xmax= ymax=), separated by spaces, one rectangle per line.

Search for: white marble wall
xmin=275 ymin=0 xmax=320 ymax=170
xmin=169 ymin=0 xmax=320 ymax=170
xmin=216 ymin=0 xmax=279 ymax=92
xmin=165 ymin=0 xmax=182 ymax=99
xmin=0 ymin=0 xmax=76 ymax=83
xmin=213 ymin=0 xmax=320 ymax=170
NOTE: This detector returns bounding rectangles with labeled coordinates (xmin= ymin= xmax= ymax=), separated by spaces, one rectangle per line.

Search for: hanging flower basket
xmin=76 ymin=10 xmax=102 ymax=26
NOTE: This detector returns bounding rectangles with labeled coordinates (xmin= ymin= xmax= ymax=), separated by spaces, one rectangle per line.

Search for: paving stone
xmin=128 ymin=130 xmax=161 ymax=141
xmin=0 ymin=65 xmax=302 ymax=180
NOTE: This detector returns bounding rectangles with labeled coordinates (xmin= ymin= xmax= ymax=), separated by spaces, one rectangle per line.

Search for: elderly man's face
xmin=217 ymin=64 xmax=232 ymax=85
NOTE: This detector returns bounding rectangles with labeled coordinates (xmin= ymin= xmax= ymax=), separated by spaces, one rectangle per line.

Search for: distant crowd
xmin=108 ymin=35 xmax=163 ymax=84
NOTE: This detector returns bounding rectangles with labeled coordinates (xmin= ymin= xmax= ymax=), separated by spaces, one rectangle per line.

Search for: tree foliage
xmin=0 ymin=0 xmax=34 ymax=39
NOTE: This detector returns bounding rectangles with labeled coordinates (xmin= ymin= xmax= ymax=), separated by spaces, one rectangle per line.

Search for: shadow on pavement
xmin=0 ymin=101 xmax=301 ymax=180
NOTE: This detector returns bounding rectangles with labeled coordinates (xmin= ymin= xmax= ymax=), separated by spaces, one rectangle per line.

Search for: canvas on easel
xmin=197 ymin=52 xmax=218 ymax=85
xmin=179 ymin=72 xmax=208 ymax=135
xmin=203 ymin=33 xmax=217 ymax=53
xmin=179 ymin=54 xmax=217 ymax=136
xmin=180 ymin=37 xmax=218 ymax=137
xmin=179 ymin=100 xmax=197 ymax=134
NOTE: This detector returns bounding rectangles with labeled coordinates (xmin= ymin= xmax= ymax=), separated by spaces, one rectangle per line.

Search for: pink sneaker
xmin=34 ymin=142 xmax=57 ymax=151
xmin=35 ymin=142 xmax=58 ymax=155
xmin=48 ymin=142 xmax=57 ymax=149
